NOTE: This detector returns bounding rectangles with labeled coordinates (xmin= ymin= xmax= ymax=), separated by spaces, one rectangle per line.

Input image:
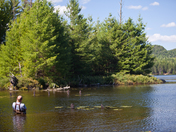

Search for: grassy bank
xmin=112 ymin=72 xmax=162 ymax=85
xmin=0 ymin=73 xmax=163 ymax=90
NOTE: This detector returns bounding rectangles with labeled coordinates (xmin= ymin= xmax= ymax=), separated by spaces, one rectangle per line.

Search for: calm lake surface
xmin=1 ymin=75 xmax=176 ymax=132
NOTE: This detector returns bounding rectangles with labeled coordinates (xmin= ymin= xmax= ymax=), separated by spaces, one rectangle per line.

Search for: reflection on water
xmin=13 ymin=114 xmax=26 ymax=132
xmin=0 ymin=82 xmax=176 ymax=131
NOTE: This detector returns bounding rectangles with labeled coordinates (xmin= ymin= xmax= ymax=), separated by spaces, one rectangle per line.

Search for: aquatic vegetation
xmin=113 ymin=109 xmax=123 ymax=111
xmin=106 ymin=106 xmax=118 ymax=109
xmin=120 ymin=106 xmax=132 ymax=108
xmin=84 ymin=94 xmax=91 ymax=96
xmin=78 ymin=106 xmax=89 ymax=108
xmin=77 ymin=106 xmax=89 ymax=109
xmin=94 ymin=106 xmax=102 ymax=109
xmin=55 ymin=106 xmax=63 ymax=109
xmin=75 ymin=94 xmax=81 ymax=96
xmin=76 ymin=106 xmax=94 ymax=110
xmin=54 ymin=105 xmax=131 ymax=110
xmin=94 ymin=105 xmax=119 ymax=109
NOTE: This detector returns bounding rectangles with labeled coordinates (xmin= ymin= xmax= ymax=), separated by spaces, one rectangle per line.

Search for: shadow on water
xmin=0 ymin=83 xmax=176 ymax=131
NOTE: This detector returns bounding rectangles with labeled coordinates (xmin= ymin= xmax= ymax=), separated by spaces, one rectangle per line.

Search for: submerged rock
xmin=71 ymin=103 xmax=74 ymax=109
xmin=101 ymin=104 xmax=104 ymax=109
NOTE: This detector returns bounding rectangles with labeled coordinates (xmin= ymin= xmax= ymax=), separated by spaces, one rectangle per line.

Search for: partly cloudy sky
xmin=49 ymin=0 xmax=176 ymax=50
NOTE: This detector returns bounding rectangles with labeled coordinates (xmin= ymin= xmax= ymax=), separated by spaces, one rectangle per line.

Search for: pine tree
xmin=115 ymin=17 xmax=154 ymax=74
xmin=0 ymin=0 xmax=13 ymax=43
xmin=0 ymin=0 xmax=71 ymax=83
xmin=10 ymin=0 xmax=21 ymax=21
xmin=86 ymin=19 xmax=103 ymax=75
xmin=65 ymin=0 xmax=92 ymax=77
xmin=19 ymin=0 xmax=70 ymax=80
xmin=21 ymin=0 xmax=32 ymax=10
xmin=93 ymin=14 xmax=120 ymax=75
xmin=0 ymin=17 xmax=22 ymax=78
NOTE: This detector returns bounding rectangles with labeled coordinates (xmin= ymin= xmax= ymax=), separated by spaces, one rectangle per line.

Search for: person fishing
xmin=12 ymin=95 xmax=27 ymax=114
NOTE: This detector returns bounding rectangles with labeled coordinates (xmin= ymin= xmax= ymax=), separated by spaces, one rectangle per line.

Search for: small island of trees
xmin=0 ymin=0 xmax=162 ymax=90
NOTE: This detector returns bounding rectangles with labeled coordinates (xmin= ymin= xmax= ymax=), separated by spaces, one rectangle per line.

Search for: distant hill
xmin=152 ymin=45 xmax=176 ymax=58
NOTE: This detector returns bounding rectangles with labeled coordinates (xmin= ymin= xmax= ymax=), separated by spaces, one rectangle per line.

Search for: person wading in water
xmin=12 ymin=95 xmax=27 ymax=114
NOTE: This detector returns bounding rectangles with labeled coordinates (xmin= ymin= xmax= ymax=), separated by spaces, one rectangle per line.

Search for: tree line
xmin=152 ymin=45 xmax=176 ymax=75
xmin=0 ymin=0 xmax=155 ymax=87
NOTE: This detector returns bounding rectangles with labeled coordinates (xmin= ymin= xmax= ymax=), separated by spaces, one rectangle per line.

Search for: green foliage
xmin=82 ymin=76 xmax=113 ymax=85
xmin=152 ymin=45 xmax=167 ymax=57
xmin=0 ymin=17 xmax=22 ymax=78
xmin=152 ymin=45 xmax=176 ymax=58
xmin=17 ymin=77 xmax=40 ymax=89
xmin=0 ymin=0 xmax=156 ymax=88
xmin=151 ymin=58 xmax=176 ymax=75
xmin=10 ymin=0 xmax=21 ymax=20
xmin=112 ymin=72 xmax=162 ymax=85
xmin=1 ymin=0 xmax=71 ymax=83
xmin=118 ymin=17 xmax=154 ymax=75
xmin=0 ymin=0 xmax=32 ymax=44
xmin=69 ymin=75 xmax=113 ymax=87
xmin=90 ymin=15 xmax=154 ymax=75
xmin=0 ymin=77 xmax=11 ymax=90
xmin=0 ymin=0 xmax=13 ymax=43
xmin=65 ymin=0 xmax=93 ymax=77
xmin=151 ymin=45 xmax=176 ymax=75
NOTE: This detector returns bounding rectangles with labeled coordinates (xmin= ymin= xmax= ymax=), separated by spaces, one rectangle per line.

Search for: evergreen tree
xmin=0 ymin=0 xmax=71 ymax=83
xmin=0 ymin=17 xmax=22 ymax=78
xmin=19 ymin=0 xmax=70 ymax=80
xmin=118 ymin=17 xmax=154 ymax=74
xmin=93 ymin=14 xmax=120 ymax=75
xmin=0 ymin=0 xmax=13 ymax=43
xmin=0 ymin=0 xmax=22 ymax=44
xmin=11 ymin=0 xmax=21 ymax=20
xmin=87 ymin=19 xmax=103 ymax=75
xmin=21 ymin=0 xmax=32 ymax=10
xmin=65 ymin=0 xmax=92 ymax=77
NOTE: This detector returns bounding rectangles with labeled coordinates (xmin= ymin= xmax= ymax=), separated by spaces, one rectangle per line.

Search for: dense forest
xmin=152 ymin=45 xmax=176 ymax=75
xmin=0 ymin=0 xmax=162 ymax=89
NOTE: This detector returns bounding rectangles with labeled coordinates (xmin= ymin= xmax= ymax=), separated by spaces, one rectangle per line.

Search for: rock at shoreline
xmin=160 ymin=79 xmax=166 ymax=83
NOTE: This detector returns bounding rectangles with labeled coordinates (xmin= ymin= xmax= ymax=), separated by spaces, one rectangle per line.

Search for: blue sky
xmin=49 ymin=0 xmax=176 ymax=50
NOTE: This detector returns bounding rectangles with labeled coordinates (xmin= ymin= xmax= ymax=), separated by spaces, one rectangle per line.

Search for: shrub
xmin=112 ymin=72 xmax=162 ymax=85
xmin=17 ymin=77 xmax=40 ymax=90
xmin=0 ymin=77 xmax=11 ymax=90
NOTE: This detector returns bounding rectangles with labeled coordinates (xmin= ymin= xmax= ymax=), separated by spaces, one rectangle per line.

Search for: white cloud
xmin=126 ymin=5 xmax=142 ymax=9
xmin=54 ymin=5 xmax=67 ymax=15
xmin=81 ymin=0 xmax=91 ymax=4
xmin=146 ymin=27 xmax=152 ymax=30
xmin=161 ymin=22 xmax=176 ymax=27
xmin=81 ymin=6 xmax=86 ymax=10
xmin=150 ymin=2 xmax=159 ymax=6
xmin=54 ymin=4 xmax=86 ymax=15
xmin=142 ymin=6 xmax=148 ymax=10
xmin=148 ymin=34 xmax=176 ymax=43
xmin=48 ymin=0 xmax=63 ymax=4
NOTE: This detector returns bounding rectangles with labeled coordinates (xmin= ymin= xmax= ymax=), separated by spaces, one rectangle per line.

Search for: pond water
xmin=1 ymin=75 xmax=176 ymax=131
xmin=154 ymin=75 xmax=176 ymax=82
